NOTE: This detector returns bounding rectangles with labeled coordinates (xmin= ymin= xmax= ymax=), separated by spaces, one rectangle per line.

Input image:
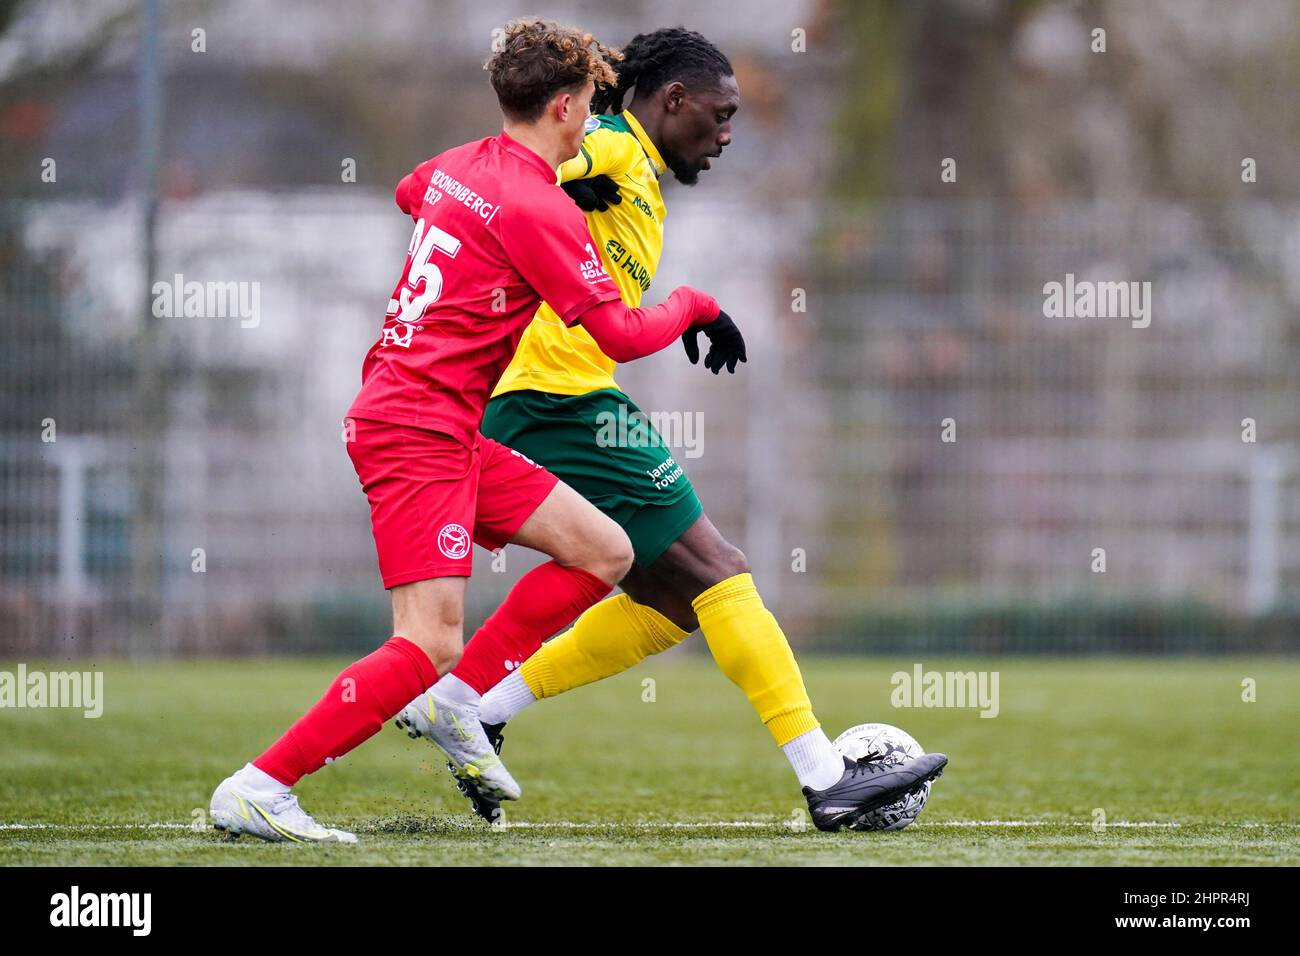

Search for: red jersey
xmin=346 ymin=132 xmax=622 ymax=444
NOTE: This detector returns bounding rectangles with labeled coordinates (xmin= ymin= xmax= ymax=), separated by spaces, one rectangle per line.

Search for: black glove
xmin=561 ymin=174 xmax=623 ymax=212
xmin=682 ymin=310 xmax=747 ymax=374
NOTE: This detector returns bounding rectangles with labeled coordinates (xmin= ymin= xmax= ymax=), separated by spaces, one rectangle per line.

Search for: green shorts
xmin=480 ymin=388 xmax=703 ymax=566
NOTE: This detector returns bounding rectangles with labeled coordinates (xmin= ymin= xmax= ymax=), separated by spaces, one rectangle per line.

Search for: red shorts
xmin=346 ymin=418 xmax=559 ymax=587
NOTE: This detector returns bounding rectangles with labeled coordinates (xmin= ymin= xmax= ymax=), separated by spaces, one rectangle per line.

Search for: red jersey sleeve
xmin=497 ymin=197 xmax=623 ymax=326
xmin=394 ymin=163 xmax=430 ymax=218
xmin=576 ymin=287 xmax=720 ymax=362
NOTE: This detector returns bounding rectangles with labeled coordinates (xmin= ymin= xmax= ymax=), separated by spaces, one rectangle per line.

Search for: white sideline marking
xmin=1 ymin=822 xmax=190 ymax=831
xmin=2 ymin=819 xmax=1295 ymax=832
xmin=497 ymin=820 xmax=1191 ymax=829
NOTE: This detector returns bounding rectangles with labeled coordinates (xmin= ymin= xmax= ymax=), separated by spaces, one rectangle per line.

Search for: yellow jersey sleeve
xmin=558 ymin=127 xmax=637 ymax=183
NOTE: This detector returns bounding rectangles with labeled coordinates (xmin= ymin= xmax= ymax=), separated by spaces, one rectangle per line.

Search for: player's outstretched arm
xmin=575 ymin=286 xmax=717 ymax=362
xmin=681 ymin=310 xmax=747 ymax=374
xmin=576 ymin=288 xmax=747 ymax=373
xmin=500 ymin=179 xmax=743 ymax=372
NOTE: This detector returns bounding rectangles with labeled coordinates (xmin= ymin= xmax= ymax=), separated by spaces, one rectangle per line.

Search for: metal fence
xmin=2 ymin=194 xmax=1298 ymax=655
xmin=799 ymin=200 xmax=1300 ymax=650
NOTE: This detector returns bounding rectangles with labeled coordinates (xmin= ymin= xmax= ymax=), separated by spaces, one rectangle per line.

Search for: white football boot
xmin=394 ymin=690 xmax=521 ymax=801
xmin=210 ymin=776 xmax=357 ymax=844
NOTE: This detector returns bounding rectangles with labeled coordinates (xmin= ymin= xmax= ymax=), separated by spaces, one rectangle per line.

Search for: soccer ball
xmin=832 ymin=722 xmax=932 ymax=831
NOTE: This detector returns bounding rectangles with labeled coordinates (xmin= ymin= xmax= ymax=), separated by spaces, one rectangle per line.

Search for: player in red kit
xmin=209 ymin=19 xmax=746 ymax=843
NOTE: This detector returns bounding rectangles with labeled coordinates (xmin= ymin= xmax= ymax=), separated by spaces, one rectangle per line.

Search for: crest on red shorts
xmin=437 ymin=523 xmax=470 ymax=559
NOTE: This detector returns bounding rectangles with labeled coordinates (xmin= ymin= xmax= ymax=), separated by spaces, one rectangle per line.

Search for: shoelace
xmin=846 ymin=756 xmax=890 ymax=779
xmin=249 ymin=790 xmax=333 ymax=835
xmin=267 ymin=792 xmax=308 ymax=818
xmin=267 ymin=793 xmax=323 ymax=828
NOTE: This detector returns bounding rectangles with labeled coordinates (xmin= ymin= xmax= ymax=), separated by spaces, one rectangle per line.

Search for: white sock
xmin=432 ymin=672 xmax=481 ymax=708
xmin=479 ymin=669 xmax=538 ymax=726
xmin=232 ymin=762 xmax=289 ymax=796
xmin=782 ymin=728 xmax=844 ymax=791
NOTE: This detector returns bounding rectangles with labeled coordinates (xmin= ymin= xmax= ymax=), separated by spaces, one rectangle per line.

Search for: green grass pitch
xmin=1 ymin=655 xmax=1296 ymax=865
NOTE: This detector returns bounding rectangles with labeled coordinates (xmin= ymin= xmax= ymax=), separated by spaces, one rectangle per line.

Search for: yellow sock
xmin=693 ymin=573 xmax=820 ymax=746
xmin=519 ymin=594 xmax=690 ymax=699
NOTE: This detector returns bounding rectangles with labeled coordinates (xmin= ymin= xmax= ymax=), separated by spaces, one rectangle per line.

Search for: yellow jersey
xmin=491 ymin=110 xmax=667 ymax=398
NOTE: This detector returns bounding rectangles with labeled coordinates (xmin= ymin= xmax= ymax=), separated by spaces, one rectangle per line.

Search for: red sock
xmin=452 ymin=561 xmax=612 ymax=694
xmin=254 ymin=636 xmax=437 ymax=787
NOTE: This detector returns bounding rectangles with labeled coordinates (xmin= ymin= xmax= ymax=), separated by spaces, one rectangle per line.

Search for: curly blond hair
xmin=486 ymin=18 xmax=621 ymax=121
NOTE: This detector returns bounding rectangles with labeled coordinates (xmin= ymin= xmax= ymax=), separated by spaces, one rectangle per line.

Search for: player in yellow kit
xmin=469 ymin=28 xmax=946 ymax=831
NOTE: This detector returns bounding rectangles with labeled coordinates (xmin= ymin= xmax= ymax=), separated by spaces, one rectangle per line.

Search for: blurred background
xmin=2 ymin=0 xmax=1298 ymax=658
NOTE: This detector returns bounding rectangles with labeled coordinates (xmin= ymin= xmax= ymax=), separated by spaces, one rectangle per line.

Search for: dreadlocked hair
xmin=590 ymin=27 xmax=732 ymax=115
